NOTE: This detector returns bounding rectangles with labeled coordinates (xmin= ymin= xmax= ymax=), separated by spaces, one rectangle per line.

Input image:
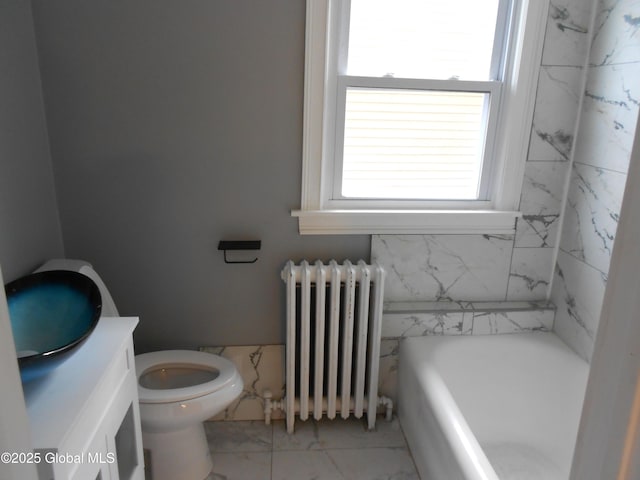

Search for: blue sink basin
xmin=5 ymin=270 xmax=102 ymax=382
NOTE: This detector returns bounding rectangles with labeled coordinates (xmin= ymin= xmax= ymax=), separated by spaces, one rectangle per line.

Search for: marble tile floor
xmin=203 ymin=416 xmax=420 ymax=480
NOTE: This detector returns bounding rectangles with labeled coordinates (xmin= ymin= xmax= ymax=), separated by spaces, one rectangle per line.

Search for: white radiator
xmin=278 ymin=260 xmax=388 ymax=433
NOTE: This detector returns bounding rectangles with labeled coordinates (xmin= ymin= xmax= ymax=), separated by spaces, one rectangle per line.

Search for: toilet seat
xmin=136 ymin=350 xmax=239 ymax=404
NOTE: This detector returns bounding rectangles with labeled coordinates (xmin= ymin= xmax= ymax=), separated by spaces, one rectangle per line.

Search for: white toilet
xmin=135 ymin=350 xmax=242 ymax=480
xmin=37 ymin=259 xmax=243 ymax=480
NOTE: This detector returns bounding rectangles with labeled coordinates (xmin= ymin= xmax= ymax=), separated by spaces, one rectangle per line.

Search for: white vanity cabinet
xmin=23 ymin=317 xmax=144 ymax=480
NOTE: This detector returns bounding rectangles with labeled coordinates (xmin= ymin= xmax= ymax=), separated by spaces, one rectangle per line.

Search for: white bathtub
xmin=399 ymin=332 xmax=589 ymax=480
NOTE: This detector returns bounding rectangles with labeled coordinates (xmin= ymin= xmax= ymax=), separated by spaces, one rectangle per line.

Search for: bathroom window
xmin=294 ymin=0 xmax=548 ymax=234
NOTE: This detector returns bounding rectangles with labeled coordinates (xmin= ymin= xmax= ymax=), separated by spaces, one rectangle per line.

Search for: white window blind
xmin=341 ymin=88 xmax=488 ymax=199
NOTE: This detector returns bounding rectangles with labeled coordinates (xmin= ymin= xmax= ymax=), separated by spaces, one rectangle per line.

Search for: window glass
xmin=340 ymin=0 xmax=505 ymax=201
xmin=342 ymin=88 xmax=487 ymax=199
xmin=347 ymin=0 xmax=502 ymax=80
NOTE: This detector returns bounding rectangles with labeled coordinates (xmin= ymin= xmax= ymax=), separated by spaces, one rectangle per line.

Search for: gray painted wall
xmin=30 ymin=0 xmax=369 ymax=351
xmin=0 ymin=0 xmax=63 ymax=282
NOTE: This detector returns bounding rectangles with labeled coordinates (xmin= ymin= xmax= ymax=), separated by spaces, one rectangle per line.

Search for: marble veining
xmin=542 ymin=0 xmax=594 ymax=66
xmin=528 ymin=66 xmax=584 ymax=161
xmin=516 ymin=161 xmax=570 ymax=248
xmin=200 ymin=345 xmax=285 ymax=421
xmin=572 ymin=62 xmax=640 ymax=173
xmin=507 ymin=248 xmax=556 ymax=300
xmin=469 ymin=310 xmax=553 ymax=335
xmin=372 ymin=234 xmax=514 ymax=302
xmin=381 ymin=311 xmax=468 ymax=338
xmin=560 ymin=163 xmax=627 ymax=275
xmin=549 ymin=3 xmax=589 ymax=34
xmin=519 ymin=162 xmax=569 ymax=214
xmin=590 ymin=0 xmax=640 ymax=66
xmin=549 ymin=0 xmax=640 ymax=361
xmin=515 ymin=214 xmax=561 ymax=248
xmin=551 ymin=250 xmax=608 ymax=361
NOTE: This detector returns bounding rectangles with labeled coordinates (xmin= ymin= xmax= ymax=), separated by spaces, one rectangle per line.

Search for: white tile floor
xmin=204 ymin=417 xmax=420 ymax=480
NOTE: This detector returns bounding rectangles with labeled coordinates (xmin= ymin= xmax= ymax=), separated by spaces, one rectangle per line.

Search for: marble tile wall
xmin=200 ymin=345 xmax=285 ymax=421
xmin=371 ymin=235 xmax=514 ymax=302
xmin=551 ymin=0 xmax=640 ymax=361
xmin=372 ymin=0 xmax=594 ymax=306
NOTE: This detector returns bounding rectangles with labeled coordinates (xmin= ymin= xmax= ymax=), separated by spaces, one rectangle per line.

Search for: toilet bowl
xmin=36 ymin=259 xmax=243 ymax=480
xmin=136 ymin=350 xmax=243 ymax=480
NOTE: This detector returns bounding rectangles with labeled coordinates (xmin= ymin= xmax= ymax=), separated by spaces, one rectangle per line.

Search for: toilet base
xmin=143 ymin=423 xmax=212 ymax=480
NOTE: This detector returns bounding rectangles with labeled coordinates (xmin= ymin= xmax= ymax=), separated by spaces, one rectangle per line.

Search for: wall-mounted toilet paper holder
xmin=217 ymin=240 xmax=261 ymax=264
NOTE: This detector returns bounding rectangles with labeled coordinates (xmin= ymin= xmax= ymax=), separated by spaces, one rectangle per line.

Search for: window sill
xmin=292 ymin=209 xmax=521 ymax=235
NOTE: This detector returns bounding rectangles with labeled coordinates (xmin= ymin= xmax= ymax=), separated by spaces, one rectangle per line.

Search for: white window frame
xmin=293 ymin=0 xmax=549 ymax=235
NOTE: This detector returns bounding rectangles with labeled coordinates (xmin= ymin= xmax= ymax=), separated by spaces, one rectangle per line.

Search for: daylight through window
xmin=335 ymin=0 xmax=510 ymax=201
